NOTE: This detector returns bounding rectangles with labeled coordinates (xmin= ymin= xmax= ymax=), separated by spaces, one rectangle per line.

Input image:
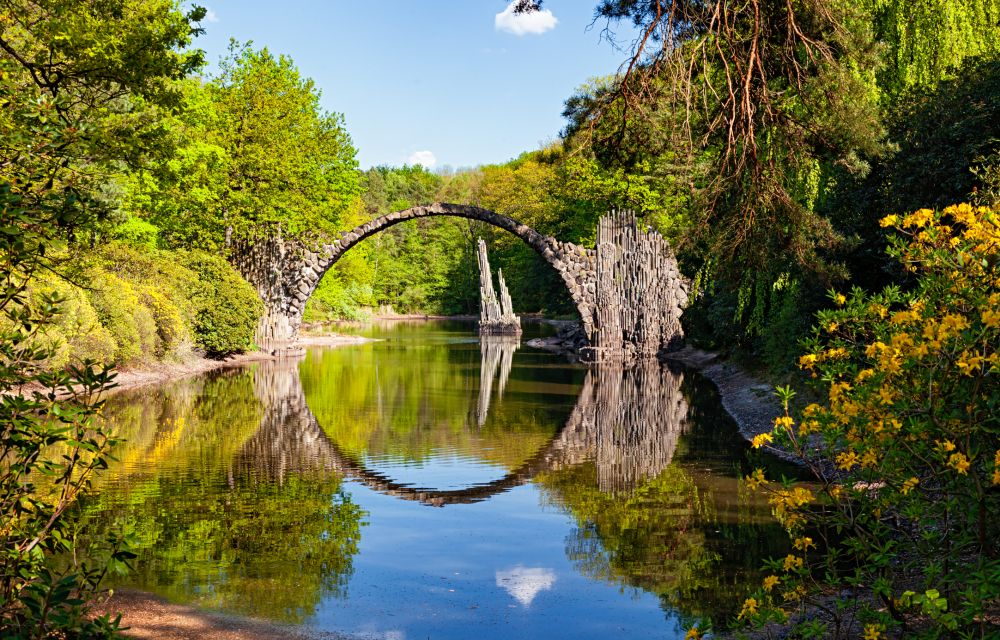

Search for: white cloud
xmin=494 ymin=2 xmax=557 ymax=36
xmin=407 ymin=150 xmax=437 ymax=168
xmin=203 ymin=7 xmax=219 ymax=22
xmin=495 ymin=566 xmax=556 ymax=606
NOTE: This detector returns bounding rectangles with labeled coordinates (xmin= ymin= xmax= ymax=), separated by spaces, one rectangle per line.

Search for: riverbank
xmin=104 ymin=334 xmax=373 ymax=395
xmin=97 ymin=590 xmax=350 ymax=640
xmin=665 ymin=347 xmax=808 ymax=467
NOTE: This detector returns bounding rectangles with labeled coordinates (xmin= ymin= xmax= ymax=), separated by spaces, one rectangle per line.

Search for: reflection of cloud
xmin=495 ymin=2 xmax=557 ymax=35
xmin=495 ymin=566 xmax=556 ymax=606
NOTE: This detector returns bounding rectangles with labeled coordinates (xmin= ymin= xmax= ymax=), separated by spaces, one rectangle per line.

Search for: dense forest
xmin=2 ymin=0 xmax=999 ymax=637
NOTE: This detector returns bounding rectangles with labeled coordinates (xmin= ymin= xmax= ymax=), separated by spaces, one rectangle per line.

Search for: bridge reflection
xmin=241 ymin=345 xmax=691 ymax=505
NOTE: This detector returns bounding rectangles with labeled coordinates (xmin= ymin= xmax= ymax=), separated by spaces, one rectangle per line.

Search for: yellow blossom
xmin=793 ymin=537 xmax=815 ymax=551
xmin=949 ymin=452 xmax=971 ymax=475
xmin=879 ymin=214 xmax=898 ymax=228
xmin=798 ymin=353 xmax=818 ymax=370
xmin=902 ymin=208 xmax=934 ymax=228
xmin=856 ymin=368 xmax=875 ymax=383
xmin=774 ymin=415 xmax=794 ymax=430
xmin=762 ymin=575 xmax=780 ymax=592
xmin=738 ymin=597 xmax=758 ymax=619
xmin=803 ymin=403 xmax=822 ymax=417
xmin=901 ymin=477 xmax=919 ymax=495
xmin=860 ymin=450 xmax=879 ymax=468
xmin=685 ymin=627 xmax=702 ymax=640
xmin=745 ymin=468 xmax=768 ymax=491
xmin=984 ymin=309 xmax=1000 ymax=329
xmin=937 ymin=439 xmax=956 ymax=452
xmin=752 ymin=433 xmax=773 ymax=449
xmin=799 ymin=420 xmax=820 ymax=436
xmin=783 ymin=554 xmax=804 ymax=571
xmin=834 ymin=293 xmax=846 ymax=306
xmin=877 ymin=387 xmax=895 ymax=406
xmin=863 ymin=624 xmax=884 ymax=640
xmin=836 ymin=451 xmax=859 ymax=470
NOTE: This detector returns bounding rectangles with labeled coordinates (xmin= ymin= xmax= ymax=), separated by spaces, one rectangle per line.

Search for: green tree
xmin=0 ymin=0 xmax=205 ymax=635
xmin=141 ymin=43 xmax=360 ymax=250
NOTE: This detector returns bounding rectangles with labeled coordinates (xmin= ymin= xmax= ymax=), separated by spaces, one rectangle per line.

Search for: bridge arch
xmin=236 ymin=203 xmax=597 ymax=350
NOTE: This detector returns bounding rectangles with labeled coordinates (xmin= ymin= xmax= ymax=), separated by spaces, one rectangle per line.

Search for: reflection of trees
xmin=561 ymin=361 xmax=689 ymax=492
xmin=536 ymin=364 xmax=789 ymax=630
xmin=300 ymin=340 xmax=567 ymax=470
xmin=476 ymin=336 xmax=519 ymax=426
xmin=84 ymin=367 xmax=364 ymax=623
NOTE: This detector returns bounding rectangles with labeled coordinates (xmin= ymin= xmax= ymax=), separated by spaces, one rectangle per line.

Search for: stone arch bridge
xmin=233 ymin=203 xmax=688 ymax=361
xmin=238 ymin=357 xmax=690 ymax=506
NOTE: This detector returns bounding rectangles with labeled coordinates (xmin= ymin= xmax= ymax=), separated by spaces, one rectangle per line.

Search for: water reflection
xmin=495 ymin=566 xmax=557 ymax=607
xmin=245 ymin=355 xmax=688 ymax=506
xmin=477 ymin=336 xmax=519 ymax=427
xmin=86 ymin=322 xmax=789 ymax=637
xmin=87 ymin=368 xmax=364 ymax=622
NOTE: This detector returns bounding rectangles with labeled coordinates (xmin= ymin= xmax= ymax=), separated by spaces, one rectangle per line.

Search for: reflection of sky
xmin=362 ymin=452 xmax=511 ymax=491
xmin=495 ymin=566 xmax=556 ymax=606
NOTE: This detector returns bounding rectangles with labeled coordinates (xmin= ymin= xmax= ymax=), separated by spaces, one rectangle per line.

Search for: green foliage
xmin=140 ymin=43 xmax=360 ymax=250
xmin=109 ymin=216 xmax=160 ymax=251
xmin=868 ymin=0 xmax=1000 ymax=93
xmin=84 ymin=367 xmax=365 ymax=622
xmin=1 ymin=0 xmax=205 ymax=631
xmin=177 ymin=251 xmax=263 ymax=356
xmin=744 ymin=204 xmax=1000 ymax=638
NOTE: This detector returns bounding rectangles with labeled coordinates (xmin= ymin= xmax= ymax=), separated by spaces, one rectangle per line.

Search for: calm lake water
xmin=86 ymin=320 xmax=790 ymax=639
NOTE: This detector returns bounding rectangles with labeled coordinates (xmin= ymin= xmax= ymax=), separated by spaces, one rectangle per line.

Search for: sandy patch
xmin=102 ymin=335 xmax=374 ymax=395
xmin=98 ymin=590 xmax=348 ymax=640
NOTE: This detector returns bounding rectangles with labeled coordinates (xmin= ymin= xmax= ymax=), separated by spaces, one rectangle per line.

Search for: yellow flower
xmin=937 ymin=439 xmax=957 ymax=452
xmin=834 ymin=293 xmax=846 ymax=306
xmin=745 ymin=468 xmax=768 ymax=491
xmin=877 ymin=386 xmax=895 ymax=406
xmin=793 ymin=537 xmax=815 ymax=551
xmin=762 ymin=575 xmax=780 ymax=592
xmin=798 ymin=353 xmax=819 ymax=370
xmin=863 ymin=624 xmax=884 ymax=640
xmin=879 ymin=214 xmax=898 ymax=228
xmin=949 ymin=452 xmax=971 ymax=475
xmin=752 ymin=432 xmax=774 ymax=449
xmin=901 ymin=477 xmax=919 ymax=495
xmin=860 ymin=450 xmax=879 ymax=468
xmin=774 ymin=415 xmax=794 ymax=430
xmin=902 ymin=208 xmax=934 ymax=228
xmin=738 ymin=597 xmax=758 ymax=619
xmin=984 ymin=309 xmax=1000 ymax=329
xmin=685 ymin=627 xmax=702 ymax=640
xmin=836 ymin=451 xmax=859 ymax=470
xmin=783 ymin=554 xmax=804 ymax=571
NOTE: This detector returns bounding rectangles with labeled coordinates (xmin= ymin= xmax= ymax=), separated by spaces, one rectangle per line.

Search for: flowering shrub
xmin=742 ymin=204 xmax=1000 ymax=638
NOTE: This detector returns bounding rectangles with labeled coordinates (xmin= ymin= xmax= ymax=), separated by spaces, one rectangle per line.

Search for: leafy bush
xmin=742 ymin=204 xmax=1000 ymax=638
xmin=87 ymin=272 xmax=158 ymax=366
xmin=110 ymin=216 xmax=160 ymax=250
xmin=20 ymin=273 xmax=117 ymax=369
xmin=177 ymin=250 xmax=263 ymax=356
xmin=305 ymin=273 xmax=372 ymax=322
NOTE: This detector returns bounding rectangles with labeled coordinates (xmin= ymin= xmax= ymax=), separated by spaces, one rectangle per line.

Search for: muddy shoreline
xmin=101 ymin=334 xmax=374 ymax=396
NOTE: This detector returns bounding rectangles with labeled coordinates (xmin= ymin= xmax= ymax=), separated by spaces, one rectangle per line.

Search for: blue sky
xmin=190 ymin=1 xmax=636 ymax=170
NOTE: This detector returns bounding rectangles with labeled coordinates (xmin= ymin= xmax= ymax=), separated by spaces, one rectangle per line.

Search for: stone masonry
xmin=232 ymin=203 xmax=686 ymax=359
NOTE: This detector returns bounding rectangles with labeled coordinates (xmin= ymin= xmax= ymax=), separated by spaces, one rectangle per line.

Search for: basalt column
xmin=582 ymin=210 xmax=687 ymax=364
xmin=477 ymin=239 xmax=521 ymax=336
